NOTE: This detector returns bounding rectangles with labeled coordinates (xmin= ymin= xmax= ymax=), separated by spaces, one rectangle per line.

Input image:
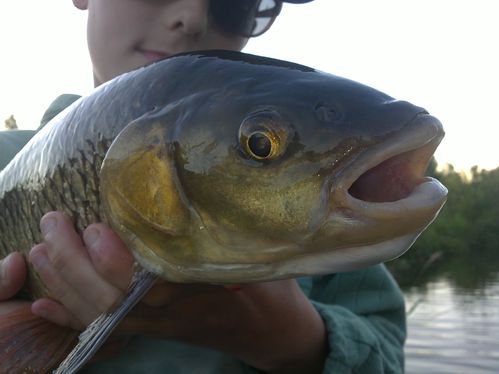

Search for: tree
xmin=4 ymin=115 xmax=17 ymax=130
xmin=387 ymin=162 xmax=499 ymax=290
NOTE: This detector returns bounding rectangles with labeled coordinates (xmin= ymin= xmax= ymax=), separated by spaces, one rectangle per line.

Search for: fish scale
xmin=0 ymin=140 xmax=109 ymax=299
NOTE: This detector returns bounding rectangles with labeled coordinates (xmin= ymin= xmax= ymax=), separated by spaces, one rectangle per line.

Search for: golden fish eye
xmin=239 ymin=110 xmax=288 ymax=161
xmin=247 ymin=131 xmax=274 ymax=159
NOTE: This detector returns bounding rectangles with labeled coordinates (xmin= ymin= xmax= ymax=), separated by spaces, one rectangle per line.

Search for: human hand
xmin=0 ymin=252 xmax=29 ymax=315
xmin=116 ymin=279 xmax=327 ymax=373
xmin=28 ymin=211 xmax=135 ymax=330
xmin=28 ymin=212 xmax=327 ymax=373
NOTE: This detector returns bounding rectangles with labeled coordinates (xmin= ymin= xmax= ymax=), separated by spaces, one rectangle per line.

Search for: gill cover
xmin=100 ymin=107 xmax=191 ymax=274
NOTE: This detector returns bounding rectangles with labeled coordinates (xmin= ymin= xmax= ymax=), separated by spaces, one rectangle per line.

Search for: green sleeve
xmin=39 ymin=94 xmax=81 ymax=128
xmin=304 ymin=265 xmax=406 ymax=373
xmin=0 ymin=130 xmax=37 ymax=170
xmin=0 ymin=94 xmax=81 ymax=171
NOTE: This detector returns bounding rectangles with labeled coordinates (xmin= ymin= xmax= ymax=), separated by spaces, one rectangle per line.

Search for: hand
xmin=28 ymin=211 xmax=134 ymax=330
xmin=29 ymin=212 xmax=327 ymax=373
xmin=0 ymin=252 xmax=29 ymax=315
xmin=120 ymin=280 xmax=328 ymax=374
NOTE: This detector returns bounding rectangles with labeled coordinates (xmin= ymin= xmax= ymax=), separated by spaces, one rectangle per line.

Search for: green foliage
xmin=387 ymin=160 xmax=499 ymax=290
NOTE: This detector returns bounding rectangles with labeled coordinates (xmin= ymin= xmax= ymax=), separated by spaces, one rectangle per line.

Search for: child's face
xmin=73 ymin=0 xmax=249 ymax=86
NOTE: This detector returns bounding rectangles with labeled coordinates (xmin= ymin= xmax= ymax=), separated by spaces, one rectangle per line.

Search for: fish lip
xmin=328 ymin=112 xmax=447 ymax=220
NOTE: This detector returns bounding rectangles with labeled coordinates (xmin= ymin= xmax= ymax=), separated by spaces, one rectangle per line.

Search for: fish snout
xmin=320 ymin=113 xmax=446 ymax=239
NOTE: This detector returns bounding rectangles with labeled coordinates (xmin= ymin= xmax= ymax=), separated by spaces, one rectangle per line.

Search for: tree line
xmin=387 ymin=159 xmax=499 ymax=290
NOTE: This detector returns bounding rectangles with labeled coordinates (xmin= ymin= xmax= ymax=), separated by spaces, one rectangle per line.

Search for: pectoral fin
xmin=53 ymin=270 xmax=158 ymax=374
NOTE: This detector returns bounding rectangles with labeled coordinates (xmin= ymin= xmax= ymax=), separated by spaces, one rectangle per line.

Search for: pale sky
xmin=0 ymin=0 xmax=498 ymax=171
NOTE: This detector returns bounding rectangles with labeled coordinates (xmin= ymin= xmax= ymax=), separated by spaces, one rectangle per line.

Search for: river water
xmin=403 ymin=274 xmax=499 ymax=373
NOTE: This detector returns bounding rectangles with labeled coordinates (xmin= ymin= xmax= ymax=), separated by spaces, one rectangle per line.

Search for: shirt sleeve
xmin=39 ymin=94 xmax=82 ymax=128
xmin=0 ymin=130 xmax=37 ymax=171
xmin=307 ymin=265 xmax=406 ymax=373
xmin=0 ymin=94 xmax=81 ymax=172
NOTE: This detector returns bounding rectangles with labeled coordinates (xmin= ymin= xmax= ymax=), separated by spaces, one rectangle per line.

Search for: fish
xmin=0 ymin=50 xmax=447 ymax=372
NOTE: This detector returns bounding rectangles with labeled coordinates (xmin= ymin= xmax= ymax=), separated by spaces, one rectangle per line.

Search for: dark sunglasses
xmin=210 ymin=0 xmax=283 ymax=37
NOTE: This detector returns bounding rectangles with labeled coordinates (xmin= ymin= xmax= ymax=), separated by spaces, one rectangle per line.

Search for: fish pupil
xmin=248 ymin=132 xmax=272 ymax=158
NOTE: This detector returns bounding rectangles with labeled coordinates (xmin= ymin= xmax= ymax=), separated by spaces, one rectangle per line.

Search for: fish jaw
xmin=310 ymin=113 xmax=447 ymax=259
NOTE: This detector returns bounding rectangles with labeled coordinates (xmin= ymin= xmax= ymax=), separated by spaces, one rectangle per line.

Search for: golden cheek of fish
xmin=100 ymin=79 xmax=446 ymax=284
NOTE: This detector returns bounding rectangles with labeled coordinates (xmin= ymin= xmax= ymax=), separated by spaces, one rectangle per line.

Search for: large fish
xmin=0 ymin=50 xmax=447 ymax=372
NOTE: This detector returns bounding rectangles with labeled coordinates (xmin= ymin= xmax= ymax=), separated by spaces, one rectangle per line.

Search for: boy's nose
xmin=162 ymin=0 xmax=209 ymax=37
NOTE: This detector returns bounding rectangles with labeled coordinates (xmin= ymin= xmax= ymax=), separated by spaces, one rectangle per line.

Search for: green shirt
xmin=0 ymin=129 xmax=37 ymax=170
xmin=82 ymin=268 xmax=406 ymax=374
xmin=0 ymin=95 xmax=406 ymax=373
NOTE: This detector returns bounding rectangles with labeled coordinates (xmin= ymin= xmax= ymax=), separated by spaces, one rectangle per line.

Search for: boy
xmin=0 ymin=1 xmax=406 ymax=372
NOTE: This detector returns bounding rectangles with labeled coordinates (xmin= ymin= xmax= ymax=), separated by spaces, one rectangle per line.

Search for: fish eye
xmin=248 ymin=132 xmax=272 ymax=158
xmin=238 ymin=110 xmax=288 ymax=161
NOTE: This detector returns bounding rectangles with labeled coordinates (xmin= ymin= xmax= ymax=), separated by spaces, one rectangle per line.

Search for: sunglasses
xmin=210 ymin=0 xmax=283 ymax=37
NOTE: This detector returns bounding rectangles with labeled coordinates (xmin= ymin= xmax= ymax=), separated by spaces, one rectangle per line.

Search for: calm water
xmin=404 ymin=274 xmax=499 ymax=373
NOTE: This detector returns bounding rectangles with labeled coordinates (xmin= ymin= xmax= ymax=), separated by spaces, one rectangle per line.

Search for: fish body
xmin=0 ymin=50 xmax=446 ymax=290
xmin=0 ymin=50 xmax=446 ymax=372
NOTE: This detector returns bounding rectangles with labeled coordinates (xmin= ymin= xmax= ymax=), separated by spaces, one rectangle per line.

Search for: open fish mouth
xmin=329 ymin=113 xmax=447 ymax=222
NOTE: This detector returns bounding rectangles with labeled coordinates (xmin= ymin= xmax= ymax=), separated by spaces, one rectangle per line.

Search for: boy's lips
xmin=139 ymin=49 xmax=171 ymax=62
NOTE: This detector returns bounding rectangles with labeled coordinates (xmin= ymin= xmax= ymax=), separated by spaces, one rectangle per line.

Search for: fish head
xmin=101 ymin=52 xmax=447 ymax=282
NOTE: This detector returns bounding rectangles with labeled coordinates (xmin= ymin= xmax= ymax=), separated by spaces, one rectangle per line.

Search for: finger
xmin=83 ymin=224 xmax=134 ymax=292
xmin=29 ymin=244 xmax=98 ymax=325
xmin=39 ymin=212 xmax=124 ymax=315
xmin=140 ymin=282 xmax=222 ymax=307
xmin=31 ymin=298 xmax=84 ymax=330
xmin=223 ymin=284 xmax=244 ymax=292
xmin=116 ymin=303 xmax=177 ymax=337
xmin=120 ymin=286 xmax=233 ymax=339
xmin=140 ymin=281 xmax=182 ymax=307
xmin=116 ymin=284 xmax=217 ymax=335
xmin=40 ymin=211 xmax=88 ymax=258
xmin=90 ymin=335 xmax=131 ymax=363
xmin=0 ymin=252 xmax=27 ymax=300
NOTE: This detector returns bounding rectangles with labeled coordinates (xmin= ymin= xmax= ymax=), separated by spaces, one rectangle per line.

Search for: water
xmin=404 ymin=275 xmax=499 ymax=373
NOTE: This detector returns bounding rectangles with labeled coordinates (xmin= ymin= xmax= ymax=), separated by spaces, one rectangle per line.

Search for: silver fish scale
xmin=0 ymin=137 xmax=111 ymax=299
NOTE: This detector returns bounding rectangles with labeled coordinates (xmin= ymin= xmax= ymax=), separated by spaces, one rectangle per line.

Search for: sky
xmin=0 ymin=0 xmax=498 ymax=171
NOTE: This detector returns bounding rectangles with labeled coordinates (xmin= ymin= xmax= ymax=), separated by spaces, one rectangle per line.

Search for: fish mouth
xmin=328 ymin=113 xmax=447 ymax=225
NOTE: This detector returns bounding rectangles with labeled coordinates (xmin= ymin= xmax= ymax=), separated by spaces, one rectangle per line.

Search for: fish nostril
xmin=314 ymin=103 xmax=343 ymax=123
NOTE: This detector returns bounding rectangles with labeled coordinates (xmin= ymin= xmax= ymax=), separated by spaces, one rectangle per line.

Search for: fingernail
xmin=83 ymin=227 xmax=101 ymax=249
xmin=34 ymin=306 xmax=49 ymax=319
xmin=40 ymin=216 xmax=57 ymax=237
